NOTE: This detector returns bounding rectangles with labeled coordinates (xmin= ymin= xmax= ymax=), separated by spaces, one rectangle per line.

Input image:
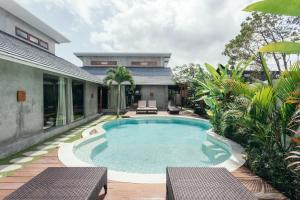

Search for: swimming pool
xmin=73 ymin=117 xmax=232 ymax=174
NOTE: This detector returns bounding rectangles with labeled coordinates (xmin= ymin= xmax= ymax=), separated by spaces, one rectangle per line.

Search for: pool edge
xmin=58 ymin=116 xmax=246 ymax=184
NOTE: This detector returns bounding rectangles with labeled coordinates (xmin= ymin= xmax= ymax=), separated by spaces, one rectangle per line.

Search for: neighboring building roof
xmin=0 ymin=0 xmax=70 ymax=43
xmin=74 ymin=52 xmax=171 ymax=58
xmin=0 ymin=31 xmax=100 ymax=83
xmin=82 ymin=66 xmax=175 ymax=85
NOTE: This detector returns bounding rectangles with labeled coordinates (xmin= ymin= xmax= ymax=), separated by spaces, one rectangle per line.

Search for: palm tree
xmin=104 ymin=65 xmax=134 ymax=118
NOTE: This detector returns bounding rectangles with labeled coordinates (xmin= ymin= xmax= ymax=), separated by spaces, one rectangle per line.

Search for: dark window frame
xmin=15 ymin=27 xmax=49 ymax=50
xmin=91 ymin=61 xmax=118 ymax=66
xmin=131 ymin=61 xmax=158 ymax=66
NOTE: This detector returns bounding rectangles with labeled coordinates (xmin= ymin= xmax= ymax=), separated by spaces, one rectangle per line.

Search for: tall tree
xmin=104 ymin=66 xmax=134 ymax=118
xmin=223 ymin=12 xmax=300 ymax=71
xmin=172 ymin=63 xmax=208 ymax=105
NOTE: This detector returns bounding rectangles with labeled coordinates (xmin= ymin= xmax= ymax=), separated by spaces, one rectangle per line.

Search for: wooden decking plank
xmin=0 ymin=116 xmax=288 ymax=200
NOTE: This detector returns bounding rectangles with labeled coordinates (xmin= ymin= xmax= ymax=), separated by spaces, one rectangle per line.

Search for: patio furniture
xmin=166 ymin=167 xmax=257 ymax=200
xmin=5 ymin=167 xmax=108 ymax=200
xmin=147 ymin=100 xmax=158 ymax=114
xmin=136 ymin=100 xmax=148 ymax=114
xmin=168 ymin=101 xmax=180 ymax=114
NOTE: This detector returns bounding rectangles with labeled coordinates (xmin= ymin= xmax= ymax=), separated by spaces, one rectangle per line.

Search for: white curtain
xmin=56 ymin=77 xmax=67 ymax=126
xmin=67 ymin=79 xmax=74 ymax=123
xmin=108 ymin=85 xmax=126 ymax=110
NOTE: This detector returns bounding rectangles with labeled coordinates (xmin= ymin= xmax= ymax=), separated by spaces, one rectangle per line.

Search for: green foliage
xmin=104 ymin=66 xmax=134 ymax=117
xmin=243 ymin=0 xmax=300 ymax=56
xmin=172 ymin=63 xmax=209 ymax=106
xmin=244 ymin=0 xmax=300 ymax=17
xmin=104 ymin=65 xmax=134 ymax=87
xmin=223 ymin=12 xmax=300 ymax=71
xmin=259 ymin=42 xmax=300 ymax=54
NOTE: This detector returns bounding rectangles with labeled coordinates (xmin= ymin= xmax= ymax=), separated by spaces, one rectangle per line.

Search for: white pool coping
xmin=58 ymin=116 xmax=245 ymax=184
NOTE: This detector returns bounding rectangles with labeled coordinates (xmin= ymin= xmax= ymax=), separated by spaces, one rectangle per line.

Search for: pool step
xmin=74 ymin=137 xmax=107 ymax=163
xmin=202 ymin=141 xmax=228 ymax=163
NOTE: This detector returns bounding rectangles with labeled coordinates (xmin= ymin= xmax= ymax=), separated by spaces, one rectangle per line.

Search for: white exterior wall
xmin=80 ymin=56 xmax=165 ymax=67
xmin=0 ymin=7 xmax=56 ymax=53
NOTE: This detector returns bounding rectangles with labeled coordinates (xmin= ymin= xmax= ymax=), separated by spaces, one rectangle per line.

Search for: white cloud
xmin=17 ymin=0 xmax=255 ymax=67
xmin=89 ymin=0 xmax=254 ymax=66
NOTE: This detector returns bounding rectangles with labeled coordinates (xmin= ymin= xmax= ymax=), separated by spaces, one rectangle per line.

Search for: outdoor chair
xmin=168 ymin=101 xmax=180 ymax=114
xmin=166 ymin=167 xmax=257 ymax=200
xmin=136 ymin=100 xmax=148 ymax=114
xmin=5 ymin=167 xmax=108 ymax=200
xmin=147 ymin=100 xmax=158 ymax=114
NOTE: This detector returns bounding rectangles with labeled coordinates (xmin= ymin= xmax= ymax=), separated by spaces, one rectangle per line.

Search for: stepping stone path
xmin=44 ymin=141 xmax=61 ymax=145
xmin=0 ymin=164 xmax=22 ymax=173
xmin=23 ymin=151 xmax=48 ymax=157
xmin=10 ymin=157 xmax=34 ymax=164
xmin=36 ymin=145 xmax=57 ymax=150
xmin=55 ymin=138 xmax=69 ymax=142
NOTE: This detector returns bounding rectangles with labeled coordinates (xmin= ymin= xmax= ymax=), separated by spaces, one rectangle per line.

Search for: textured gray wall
xmin=0 ymin=59 xmax=101 ymax=158
xmin=0 ymin=7 xmax=56 ymax=53
xmin=140 ymin=85 xmax=168 ymax=110
xmin=84 ymin=82 xmax=99 ymax=117
xmin=0 ymin=59 xmax=43 ymax=154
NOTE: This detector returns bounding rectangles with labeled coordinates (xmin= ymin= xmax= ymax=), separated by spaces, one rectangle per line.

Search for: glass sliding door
xmin=43 ymin=75 xmax=59 ymax=129
xmin=72 ymin=80 xmax=84 ymax=120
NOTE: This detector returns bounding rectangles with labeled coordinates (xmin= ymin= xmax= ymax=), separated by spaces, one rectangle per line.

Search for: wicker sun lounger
xmin=166 ymin=167 xmax=257 ymax=200
xmin=5 ymin=167 xmax=108 ymax=200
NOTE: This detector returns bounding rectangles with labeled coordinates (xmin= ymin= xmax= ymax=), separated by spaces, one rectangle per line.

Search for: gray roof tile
xmin=0 ymin=31 xmax=100 ymax=83
xmin=82 ymin=66 xmax=175 ymax=85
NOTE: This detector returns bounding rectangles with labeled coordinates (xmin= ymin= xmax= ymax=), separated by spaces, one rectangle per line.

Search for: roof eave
xmin=0 ymin=52 xmax=101 ymax=84
xmin=1 ymin=0 xmax=70 ymax=44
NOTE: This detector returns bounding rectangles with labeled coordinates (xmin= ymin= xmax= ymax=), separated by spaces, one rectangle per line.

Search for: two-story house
xmin=75 ymin=52 xmax=175 ymax=111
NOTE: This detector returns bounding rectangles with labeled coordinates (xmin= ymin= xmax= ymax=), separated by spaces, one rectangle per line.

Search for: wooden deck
xmin=0 ymin=150 xmax=288 ymax=200
xmin=0 ymin=113 xmax=288 ymax=199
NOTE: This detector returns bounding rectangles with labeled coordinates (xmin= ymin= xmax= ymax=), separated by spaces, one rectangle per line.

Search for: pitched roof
xmin=0 ymin=31 xmax=100 ymax=83
xmin=74 ymin=52 xmax=171 ymax=58
xmin=82 ymin=66 xmax=175 ymax=85
xmin=0 ymin=0 xmax=69 ymax=43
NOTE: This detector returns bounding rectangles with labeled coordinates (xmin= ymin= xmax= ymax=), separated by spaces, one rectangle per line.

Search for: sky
xmin=16 ymin=0 xmax=255 ymax=67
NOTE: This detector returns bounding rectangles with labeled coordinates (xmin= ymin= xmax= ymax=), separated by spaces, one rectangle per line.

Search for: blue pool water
xmin=74 ymin=117 xmax=231 ymax=174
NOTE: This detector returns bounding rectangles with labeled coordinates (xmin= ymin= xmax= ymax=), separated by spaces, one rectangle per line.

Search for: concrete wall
xmin=0 ymin=59 xmax=43 ymax=147
xmin=84 ymin=82 xmax=99 ymax=117
xmin=140 ymin=85 xmax=168 ymax=110
xmin=0 ymin=59 xmax=101 ymax=158
xmin=0 ymin=7 xmax=56 ymax=53
xmin=79 ymin=56 xmax=165 ymax=67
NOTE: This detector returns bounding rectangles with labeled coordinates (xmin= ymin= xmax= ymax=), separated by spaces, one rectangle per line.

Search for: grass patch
xmin=0 ymin=115 xmax=116 ymax=177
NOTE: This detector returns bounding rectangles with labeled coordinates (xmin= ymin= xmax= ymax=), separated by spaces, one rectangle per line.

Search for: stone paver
xmin=0 ymin=165 xmax=22 ymax=173
xmin=9 ymin=157 xmax=33 ymax=164
xmin=55 ymin=138 xmax=69 ymax=142
xmin=23 ymin=151 xmax=48 ymax=157
xmin=36 ymin=145 xmax=57 ymax=151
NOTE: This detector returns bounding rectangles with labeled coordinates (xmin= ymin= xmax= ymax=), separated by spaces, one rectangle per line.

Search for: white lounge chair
xmin=147 ymin=100 xmax=158 ymax=114
xmin=168 ymin=101 xmax=180 ymax=114
xmin=136 ymin=100 xmax=148 ymax=114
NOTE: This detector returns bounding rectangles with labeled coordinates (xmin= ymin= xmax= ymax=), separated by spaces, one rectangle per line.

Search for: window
xmin=15 ymin=27 xmax=49 ymax=50
xmin=29 ymin=35 xmax=39 ymax=44
xmin=131 ymin=61 xmax=157 ymax=66
xmin=15 ymin=28 xmax=28 ymax=39
xmin=39 ymin=40 xmax=49 ymax=49
xmin=72 ymin=81 xmax=84 ymax=120
xmin=91 ymin=61 xmax=117 ymax=66
xmin=43 ymin=75 xmax=59 ymax=129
